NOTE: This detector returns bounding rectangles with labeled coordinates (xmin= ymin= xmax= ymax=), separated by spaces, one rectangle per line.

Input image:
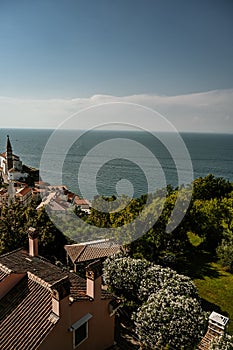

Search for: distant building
xmin=15 ymin=186 xmax=32 ymax=205
xmin=0 ymin=135 xmax=28 ymax=181
xmin=0 ymin=188 xmax=8 ymax=205
xmin=0 ymin=228 xmax=116 ymax=350
xmin=74 ymin=197 xmax=91 ymax=210
xmin=0 ymin=184 xmax=33 ymax=206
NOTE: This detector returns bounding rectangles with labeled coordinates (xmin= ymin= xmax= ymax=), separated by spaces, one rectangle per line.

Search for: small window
xmin=74 ymin=322 xmax=87 ymax=347
xmin=71 ymin=313 xmax=92 ymax=349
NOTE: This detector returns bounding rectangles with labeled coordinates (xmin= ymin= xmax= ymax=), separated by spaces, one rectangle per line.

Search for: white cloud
xmin=0 ymin=89 xmax=232 ymax=133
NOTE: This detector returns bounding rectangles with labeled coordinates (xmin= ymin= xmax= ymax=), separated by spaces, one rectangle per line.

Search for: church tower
xmin=6 ymin=135 xmax=13 ymax=172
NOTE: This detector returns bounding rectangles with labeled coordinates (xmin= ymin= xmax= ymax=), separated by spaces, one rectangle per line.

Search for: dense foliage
xmin=1 ymin=174 xmax=232 ymax=346
xmin=103 ymin=256 xmax=206 ymax=349
xmin=83 ymin=175 xmax=233 ymax=270
xmin=138 ymin=264 xmax=199 ymax=302
xmin=103 ymin=256 xmax=152 ymax=301
xmin=216 ymin=237 xmax=233 ymax=272
xmin=134 ymin=291 xmax=206 ymax=349
xmin=209 ymin=334 xmax=233 ymax=350
xmin=0 ymin=200 xmax=69 ymax=262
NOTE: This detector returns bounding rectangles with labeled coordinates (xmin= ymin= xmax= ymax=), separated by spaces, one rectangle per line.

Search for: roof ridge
xmin=50 ymin=275 xmax=69 ymax=289
xmin=75 ymin=245 xmax=87 ymax=262
xmin=0 ymin=247 xmax=23 ymax=258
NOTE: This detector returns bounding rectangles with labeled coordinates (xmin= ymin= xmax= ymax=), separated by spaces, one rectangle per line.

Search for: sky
xmin=0 ymin=0 xmax=233 ymax=132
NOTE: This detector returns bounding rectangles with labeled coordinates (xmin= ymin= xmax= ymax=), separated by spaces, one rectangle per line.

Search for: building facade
xmin=0 ymin=229 xmax=116 ymax=350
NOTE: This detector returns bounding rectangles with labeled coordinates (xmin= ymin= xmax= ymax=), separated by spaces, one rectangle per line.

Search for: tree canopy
xmin=0 ymin=200 xmax=69 ymax=262
xmin=103 ymin=256 xmax=207 ymax=349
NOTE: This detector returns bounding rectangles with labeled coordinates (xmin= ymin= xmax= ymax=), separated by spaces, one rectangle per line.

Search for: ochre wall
xmin=39 ymin=296 xmax=115 ymax=350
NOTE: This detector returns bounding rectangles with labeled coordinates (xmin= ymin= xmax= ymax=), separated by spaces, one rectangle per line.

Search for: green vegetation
xmin=187 ymin=231 xmax=204 ymax=247
xmin=0 ymin=200 xmax=70 ymax=262
xmin=104 ymin=256 xmax=207 ymax=349
xmin=210 ymin=333 xmax=233 ymax=349
xmin=194 ymin=262 xmax=233 ymax=335
xmin=1 ymin=174 xmax=233 ymax=345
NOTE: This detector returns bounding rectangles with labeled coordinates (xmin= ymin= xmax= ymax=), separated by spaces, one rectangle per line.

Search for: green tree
xmin=0 ymin=202 xmax=69 ymax=262
xmin=134 ymin=290 xmax=206 ymax=349
xmin=103 ymin=256 xmax=152 ymax=302
xmin=216 ymin=237 xmax=233 ymax=272
xmin=192 ymin=174 xmax=233 ymax=200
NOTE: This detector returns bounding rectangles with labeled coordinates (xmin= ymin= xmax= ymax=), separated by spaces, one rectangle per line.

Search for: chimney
xmin=85 ymin=260 xmax=102 ymax=300
xmin=50 ymin=276 xmax=70 ymax=317
xmin=208 ymin=311 xmax=229 ymax=335
xmin=28 ymin=227 xmax=38 ymax=257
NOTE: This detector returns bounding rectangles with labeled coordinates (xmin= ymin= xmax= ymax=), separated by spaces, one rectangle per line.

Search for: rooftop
xmin=0 ymin=276 xmax=56 ymax=350
xmin=65 ymin=239 xmax=121 ymax=263
xmin=0 ymin=248 xmax=112 ymax=300
xmin=16 ymin=187 xmax=31 ymax=196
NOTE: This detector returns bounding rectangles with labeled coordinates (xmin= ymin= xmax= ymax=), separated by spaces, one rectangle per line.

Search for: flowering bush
xmin=209 ymin=334 xmax=233 ymax=350
xmin=138 ymin=264 xmax=199 ymax=301
xmin=104 ymin=256 xmax=206 ymax=349
xmin=103 ymin=256 xmax=152 ymax=300
xmin=134 ymin=290 xmax=206 ymax=349
xmin=138 ymin=264 xmax=176 ymax=300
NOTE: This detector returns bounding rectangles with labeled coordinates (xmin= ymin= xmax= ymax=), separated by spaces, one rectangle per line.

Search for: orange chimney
xmin=28 ymin=227 xmax=38 ymax=257
xmin=85 ymin=260 xmax=102 ymax=300
xmin=50 ymin=276 xmax=70 ymax=317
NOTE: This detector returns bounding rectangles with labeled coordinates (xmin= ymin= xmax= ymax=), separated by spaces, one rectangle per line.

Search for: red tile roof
xmin=65 ymin=239 xmax=121 ymax=263
xmin=74 ymin=197 xmax=91 ymax=206
xmin=0 ymin=249 xmax=70 ymax=285
xmin=0 ymin=276 xmax=56 ymax=350
xmin=16 ymin=187 xmax=31 ymax=196
xmin=0 ymin=247 xmax=114 ymax=349
xmin=0 ymin=270 xmax=8 ymax=282
xmin=0 ymin=249 xmax=113 ymax=300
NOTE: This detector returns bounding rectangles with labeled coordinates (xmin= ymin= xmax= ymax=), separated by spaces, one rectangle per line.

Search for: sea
xmin=0 ymin=128 xmax=232 ymax=200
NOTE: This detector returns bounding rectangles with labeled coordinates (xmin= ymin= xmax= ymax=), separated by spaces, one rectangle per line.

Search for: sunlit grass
xmin=194 ymin=262 xmax=233 ymax=335
xmin=187 ymin=231 xmax=204 ymax=247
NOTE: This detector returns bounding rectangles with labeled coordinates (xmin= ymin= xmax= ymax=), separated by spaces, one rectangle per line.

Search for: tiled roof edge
xmin=0 ymin=247 xmax=23 ymax=258
xmin=0 ymin=263 xmax=12 ymax=274
xmin=74 ymin=245 xmax=87 ymax=263
xmin=50 ymin=275 xmax=70 ymax=289
xmin=27 ymin=271 xmax=52 ymax=290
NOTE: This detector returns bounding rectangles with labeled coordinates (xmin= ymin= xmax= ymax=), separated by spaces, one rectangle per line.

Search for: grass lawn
xmin=194 ymin=262 xmax=233 ymax=335
xmin=184 ymin=232 xmax=233 ymax=335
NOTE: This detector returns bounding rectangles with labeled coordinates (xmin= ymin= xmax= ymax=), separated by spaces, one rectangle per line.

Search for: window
xmin=74 ymin=322 xmax=87 ymax=347
xmin=71 ymin=313 xmax=92 ymax=349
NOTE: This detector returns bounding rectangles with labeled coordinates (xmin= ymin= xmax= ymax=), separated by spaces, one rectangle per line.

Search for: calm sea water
xmin=0 ymin=128 xmax=232 ymax=199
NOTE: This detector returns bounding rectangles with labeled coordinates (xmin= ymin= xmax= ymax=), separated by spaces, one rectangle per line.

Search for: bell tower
xmin=6 ymin=135 xmax=13 ymax=172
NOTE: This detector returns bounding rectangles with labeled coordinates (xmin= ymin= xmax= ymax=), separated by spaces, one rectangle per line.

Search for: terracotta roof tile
xmin=74 ymin=198 xmax=90 ymax=206
xmin=64 ymin=245 xmax=86 ymax=263
xmin=0 ymin=249 xmax=68 ymax=284
xmin=0 ymin=249 xmax=113 ymax=301
xmin=16 ymin=187 xmax=31 ymax=196
xmin=0 ymin=276 xmax=56 ymax=350
xmin=0 ymin=270 xmax=8 ymax=282
xmin=65 ymin=240 xmax=121 ymax=263
xmin=68 ymin=272 xmax=88 ymax=300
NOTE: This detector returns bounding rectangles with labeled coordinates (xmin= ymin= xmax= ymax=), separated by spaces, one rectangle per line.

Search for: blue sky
xmin=0 ymin=0 xmax=233 ymax=131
